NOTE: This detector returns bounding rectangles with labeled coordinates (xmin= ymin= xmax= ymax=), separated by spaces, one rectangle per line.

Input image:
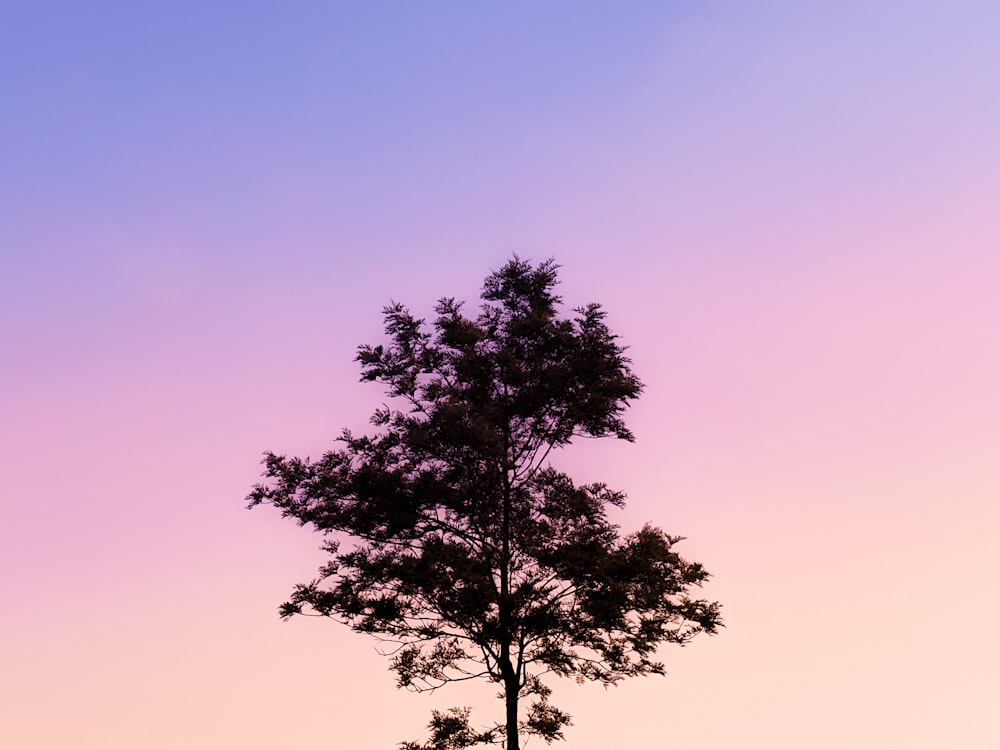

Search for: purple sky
xmin=3 ymin=3 xmax=999 ymax=748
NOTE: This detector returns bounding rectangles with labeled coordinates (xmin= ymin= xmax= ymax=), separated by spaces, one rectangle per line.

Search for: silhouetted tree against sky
xmin=248 ymin=258 xmax=721 ymax=749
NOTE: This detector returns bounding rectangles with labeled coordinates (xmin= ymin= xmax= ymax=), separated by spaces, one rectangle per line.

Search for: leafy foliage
xmin=398 ymin=708 xmax=497 ymax=750
xmin=248 ymin=258 xmax=721 ymax=749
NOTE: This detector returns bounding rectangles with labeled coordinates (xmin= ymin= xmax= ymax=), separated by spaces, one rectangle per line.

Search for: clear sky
xmin=3 ymin=2 xmax=999 ymax=748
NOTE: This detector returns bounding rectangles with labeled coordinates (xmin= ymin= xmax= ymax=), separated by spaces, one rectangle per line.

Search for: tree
xmin=248 ymin=258 xmax=721 ymax=749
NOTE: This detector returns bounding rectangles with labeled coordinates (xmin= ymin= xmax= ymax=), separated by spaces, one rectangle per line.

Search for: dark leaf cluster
xmin=248 ymin=258 xmax=721 ymax=749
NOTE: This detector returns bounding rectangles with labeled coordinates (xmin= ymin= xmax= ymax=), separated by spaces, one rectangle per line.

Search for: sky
xmin=2 ymin=2 xmax=999 ymax=748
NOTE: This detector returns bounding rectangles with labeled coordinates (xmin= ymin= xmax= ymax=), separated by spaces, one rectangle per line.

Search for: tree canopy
xmin=248 ymin=258 xmax=721 ymax=749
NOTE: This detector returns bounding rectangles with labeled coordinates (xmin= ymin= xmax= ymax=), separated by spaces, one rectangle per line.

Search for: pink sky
xmin=3 ymin=3 xmax=999 ymax=748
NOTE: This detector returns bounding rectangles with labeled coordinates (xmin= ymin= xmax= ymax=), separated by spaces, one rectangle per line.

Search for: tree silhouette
xmin=248 ymin=258 xmax=721 ymax=749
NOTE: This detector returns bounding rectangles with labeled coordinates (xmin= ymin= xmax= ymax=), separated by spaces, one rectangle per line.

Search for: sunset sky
xmin=3 ymin=3 xmax=999 ymax=748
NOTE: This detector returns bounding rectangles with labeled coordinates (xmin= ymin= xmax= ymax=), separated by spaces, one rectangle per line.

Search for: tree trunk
xmin=500 ymin=459 xmax=518 ymax=749
xmin=505 ymin=678 xmax=519 ymax=750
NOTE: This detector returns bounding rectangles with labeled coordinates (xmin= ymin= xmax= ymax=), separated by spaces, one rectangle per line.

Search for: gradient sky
xmin=3 ymin=3 xmax=999 ymax=748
